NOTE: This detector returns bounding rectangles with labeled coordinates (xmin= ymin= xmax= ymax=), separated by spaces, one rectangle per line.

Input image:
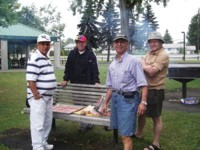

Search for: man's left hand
xmin=137 ymin=103 xmax=146 ymax=116
xmin=95 ymin=83 xmax=101 ymax=87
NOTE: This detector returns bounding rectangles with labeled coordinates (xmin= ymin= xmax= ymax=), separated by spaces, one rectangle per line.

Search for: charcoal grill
xmin=168 ymin=64 xmax=200 ymax=98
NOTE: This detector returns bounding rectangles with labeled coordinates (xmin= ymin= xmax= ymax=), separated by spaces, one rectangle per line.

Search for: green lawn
xmin=0 ymin=64 xmax=200 ymax=149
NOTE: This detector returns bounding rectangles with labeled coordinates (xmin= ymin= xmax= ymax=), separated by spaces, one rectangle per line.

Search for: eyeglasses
xmin=39 ymin=42 xmax=50 ymax=46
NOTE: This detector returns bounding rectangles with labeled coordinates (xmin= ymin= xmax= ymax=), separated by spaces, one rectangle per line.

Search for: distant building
xmin=163 ymin=44 xmax=196 ymax=54
xmin=186 ymin=46 xmax=196 ymax=54
xmin=64 ymin=43 xmax=76 ymax=51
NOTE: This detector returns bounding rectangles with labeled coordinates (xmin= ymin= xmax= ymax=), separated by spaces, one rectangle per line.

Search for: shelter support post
xmin=54 ymin=41 xmax=61 ymax=69
xmin=1 ymin=40 xmax=8 ymax=71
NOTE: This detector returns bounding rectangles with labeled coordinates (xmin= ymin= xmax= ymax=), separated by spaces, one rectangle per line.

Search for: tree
xmin=118 ymin=0 xmax=167 ymax=40
xmin=129 ymin=10 xmax=138 ymax=52
xmin=0 ymin=0 xmax=20 ymax=27
xmin=66 ymin=38 xmax=74 ymax=45
xmin=134 ymin=3 xmax=159 ymax=49
xmin=39 ymin=4 xmax=65 ymax=37
xmin=163 ymin=29 xmax=173 ymax=43
xmin=77 ymin=0 xmax=101 ymax=49
xmin=100 ymin=0 xmax=120 ymax=61
xmin=18 ymin=5 xmax=45 ymax=31
xmin=188 ymin=11 xmax=200 ymax=52
xmin=133 ymin=24 xmax=146 ymax=50
xmin=141 ymin=3 xmax=159 ymax=37
xmin=18 ymin=4 xmax=65 ymax=37
xmin=70 ymin=0 xmax=168 ymax=50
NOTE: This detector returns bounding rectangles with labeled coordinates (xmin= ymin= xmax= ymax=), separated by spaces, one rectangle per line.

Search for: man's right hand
xmin=34 ymin=92 xmax=43 ymax=100
xmin=101 ymin=103 xmax=108 ymax=115
xmin=60 ymin=81 xmax=68 ymax=87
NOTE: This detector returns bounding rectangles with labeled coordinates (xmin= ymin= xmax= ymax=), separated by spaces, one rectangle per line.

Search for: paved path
xmin=164 ymin=88 xmax=200 ymax=113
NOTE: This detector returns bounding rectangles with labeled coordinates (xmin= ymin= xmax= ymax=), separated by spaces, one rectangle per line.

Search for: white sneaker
xmin=33 ymin=147 xmax=45 ymax=150
xmin=44 ymin=144 xmax=54 ymax=150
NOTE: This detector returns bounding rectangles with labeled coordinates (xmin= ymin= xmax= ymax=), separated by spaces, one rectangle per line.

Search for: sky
xmin=18 ymin=0 xmax=200 ymax=43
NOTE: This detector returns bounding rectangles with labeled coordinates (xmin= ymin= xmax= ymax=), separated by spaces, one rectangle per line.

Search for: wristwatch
xmin=141 ymin=100 xmax=147 ymax=106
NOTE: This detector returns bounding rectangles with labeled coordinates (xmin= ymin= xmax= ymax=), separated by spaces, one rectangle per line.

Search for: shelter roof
xmin=0 ymin=23 xmax=58 ymax=44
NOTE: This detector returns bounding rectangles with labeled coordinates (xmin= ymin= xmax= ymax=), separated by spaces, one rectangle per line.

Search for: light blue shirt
xmin=106 ymin=52 xmax=147 ymax=92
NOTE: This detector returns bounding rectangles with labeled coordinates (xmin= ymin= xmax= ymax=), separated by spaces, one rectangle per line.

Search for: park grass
xmin=0 ymin=63 xmax=200 ymax=149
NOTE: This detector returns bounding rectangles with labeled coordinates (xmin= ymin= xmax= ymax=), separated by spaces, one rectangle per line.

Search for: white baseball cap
xmin=37 ymin=34 xmax=51 ymax=43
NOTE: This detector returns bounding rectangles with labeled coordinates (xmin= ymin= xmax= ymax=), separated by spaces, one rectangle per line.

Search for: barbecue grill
xmin=168 ymin=64 xmax=200 ymax=98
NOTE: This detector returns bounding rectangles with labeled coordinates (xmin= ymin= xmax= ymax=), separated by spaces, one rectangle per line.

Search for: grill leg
xmin=52 ymin=118 xmax=56 ymax=130
xmin=113 ymin=129 xmax=118 ymax=144
xmin=182 ymin=81 xmax=187 ymax=98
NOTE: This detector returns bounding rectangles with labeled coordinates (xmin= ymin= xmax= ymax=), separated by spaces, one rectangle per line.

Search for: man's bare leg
xmin=135 ymin=114 xmax=146 ymax=138
xmin=152 ymin=116 xmax=162 ymax=147
xmin=122 ymin=136 xmax=132 ymax=150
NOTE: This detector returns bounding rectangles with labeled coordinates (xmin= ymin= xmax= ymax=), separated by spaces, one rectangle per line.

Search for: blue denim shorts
xmin=110 ymin=92 xmax=139 ymax=136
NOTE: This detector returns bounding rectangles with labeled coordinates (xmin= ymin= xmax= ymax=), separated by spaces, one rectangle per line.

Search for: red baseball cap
xmin=75 ymin=35 xmax=87 ymax=42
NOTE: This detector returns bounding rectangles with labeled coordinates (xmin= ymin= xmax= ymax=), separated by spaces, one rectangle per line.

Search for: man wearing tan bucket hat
xmin=135 ymin=31 xmax=169 ymax=150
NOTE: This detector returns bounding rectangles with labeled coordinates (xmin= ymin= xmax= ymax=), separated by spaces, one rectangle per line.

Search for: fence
xmin=51 ymin=54 xmax=200 ymax=66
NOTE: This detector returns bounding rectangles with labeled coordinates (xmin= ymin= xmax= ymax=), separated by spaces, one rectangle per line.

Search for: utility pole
xmin=182 ymin=31 xmax=186 ymax=61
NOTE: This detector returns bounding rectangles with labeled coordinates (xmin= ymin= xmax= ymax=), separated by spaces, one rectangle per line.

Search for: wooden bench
xmin=23 ymin=83 xmax=118 ymax=144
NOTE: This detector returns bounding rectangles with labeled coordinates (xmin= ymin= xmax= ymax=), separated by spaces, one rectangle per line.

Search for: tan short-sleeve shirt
xmin=144 ymin=48 xmax=169 ymax=89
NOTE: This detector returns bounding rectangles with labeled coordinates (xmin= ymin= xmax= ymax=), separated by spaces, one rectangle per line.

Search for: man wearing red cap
xmin=61 ymin=35 xmax=100 ymax=131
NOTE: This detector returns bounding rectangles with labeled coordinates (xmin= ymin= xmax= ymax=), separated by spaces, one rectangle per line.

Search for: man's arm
xmin=101 ymin=89 xmax=112 ymax=115
xmin=61 ymin=50 xmax=73 ymax=86
xmin=143 ymin=65 xmax=159 ymax=77
xmin=28 ymin=81 xmax=43 ymax=100
xmin=141 ymin=53 xmax=169 ymax=77
xmin=91 ymin=52 xmax=100 ymax=84
xmin=140 ymin=59 xmax=159 ymax=77
xmin=138 ymin=86 xmax=148 ymax=116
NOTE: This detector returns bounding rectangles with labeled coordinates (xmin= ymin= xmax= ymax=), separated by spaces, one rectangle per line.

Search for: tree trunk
xmin=119 ymin=0 xmax=131 ymax=53
xmin=119 ymin=0 xmax=129 ymax=38
xmin=107 ymin=44 xmax=110 ymax=62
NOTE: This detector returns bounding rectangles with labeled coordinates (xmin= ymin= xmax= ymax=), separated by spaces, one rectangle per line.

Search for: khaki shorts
xmin=146 ymin=89 xmax=165 ymax=118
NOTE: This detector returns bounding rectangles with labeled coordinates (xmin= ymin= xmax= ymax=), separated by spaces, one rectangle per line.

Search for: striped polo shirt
xmin=26 ymin=49 xmax=57 ymax=101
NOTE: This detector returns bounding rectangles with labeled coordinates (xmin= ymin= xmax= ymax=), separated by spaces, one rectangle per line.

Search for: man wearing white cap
xmin=135 ymin=31 xmax=169 ymax=150
xmin=26 ymin=34 xmax=56 ymax=150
